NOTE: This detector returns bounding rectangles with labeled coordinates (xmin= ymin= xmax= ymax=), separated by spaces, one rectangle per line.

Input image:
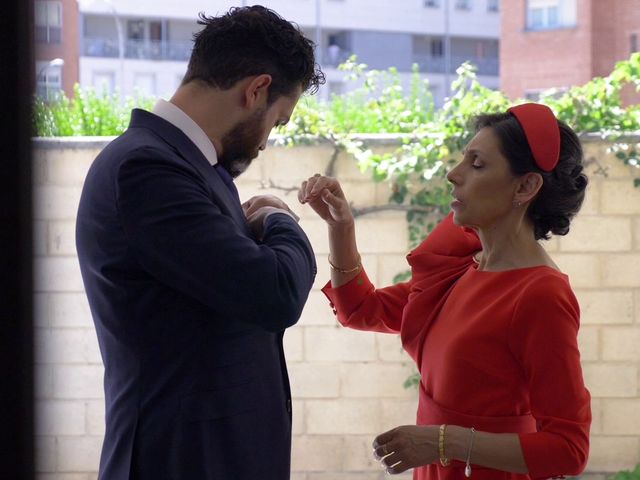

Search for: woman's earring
xmin=513 ymin=200 xmax=522 ymax=208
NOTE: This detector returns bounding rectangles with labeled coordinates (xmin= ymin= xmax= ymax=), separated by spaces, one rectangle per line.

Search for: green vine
xmin=32 ymin=84 xmax=154 ymax=137
xmin=609 ymin=464 xmax=640 ymax=480
xmin=279 ymin=53 xmax=640 ymax=391
xmin=33 ymin=54 xmax=640 ymax=391
xmin=281 ymin=53 xmax=640 ymax=250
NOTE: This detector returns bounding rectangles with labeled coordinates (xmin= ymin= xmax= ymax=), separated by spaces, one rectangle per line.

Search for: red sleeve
xmin=321 ymin=213 xmax=481 ymax=335
xmin=509 ymin=274 xmax=591 ymax=479
xmin=321 ymin=269 xmax=410 ymax=333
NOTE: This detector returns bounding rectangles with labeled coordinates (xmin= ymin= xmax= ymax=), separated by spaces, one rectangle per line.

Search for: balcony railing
xmin=83 ymin=37 xmax=193 ymax=61
xmin=412 ymin=54 xmax=499 ymax=76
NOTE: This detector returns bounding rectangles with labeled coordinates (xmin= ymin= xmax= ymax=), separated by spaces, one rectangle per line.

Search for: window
xmin=525 ymin=87 xmax=567 ymax=101
xmin=127 ymin=20 xmax=145 ymax=58
xmin=431 ymin=38 xmax=444 ymax=57
xmin=527 ymin=0 xmax=576 ymax=30
xmin=424 ymin=0 xmax=440 ymax=7
xmin=134 ymin=73 xmax=157 ymax=96
xmin=93 ymin=72 xmax=115 ymax=95
xmin=487 ymin=0 xmax=499 ymax=12
xmin=35 ymin=61 xmax=63 ymax=100
xmin=127 ymin=20 xmax=145 ymax=41
xmin=631 ymin=33 xmax=639 ymax=53
xmin=455 ymin=0 xmax=472 ymax=10
xmin=35 ymin=1 xmax=62 ymax=44
xmin=149 ymin=21 xmax=164 ymax=59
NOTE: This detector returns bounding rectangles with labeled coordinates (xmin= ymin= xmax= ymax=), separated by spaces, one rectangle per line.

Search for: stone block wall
xmin=31 ymin=136 xmax=640 ymax=479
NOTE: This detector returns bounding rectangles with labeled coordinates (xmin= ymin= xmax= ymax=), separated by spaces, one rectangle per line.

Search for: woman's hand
xmin=298 ymin=174 xmax=354 ymax=228
xmin=373 ymin=425 xmax=439 ymax=475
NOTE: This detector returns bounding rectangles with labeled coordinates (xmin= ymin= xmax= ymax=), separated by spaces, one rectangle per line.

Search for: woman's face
xmin=446 ymin=127 xmax=520 ymax=230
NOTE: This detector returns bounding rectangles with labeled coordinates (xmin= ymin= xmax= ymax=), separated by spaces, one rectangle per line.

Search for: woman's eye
xmin=470 ymin=156 xmax=483 ymax=169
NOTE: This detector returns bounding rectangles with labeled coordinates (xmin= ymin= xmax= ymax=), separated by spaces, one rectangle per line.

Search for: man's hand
xmin=242 ymin=194 xmax=299 ymax=219
xmin=242 ymin=195 xmax=299 ymax=240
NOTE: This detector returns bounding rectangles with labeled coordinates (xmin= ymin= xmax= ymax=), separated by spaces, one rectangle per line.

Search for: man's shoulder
xmin=94 ymin=126 xmax=179 ymax=171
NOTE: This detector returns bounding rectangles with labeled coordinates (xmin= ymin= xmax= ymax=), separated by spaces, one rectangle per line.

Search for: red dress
xmin=322 ymin=213 xmax=591 ymax=480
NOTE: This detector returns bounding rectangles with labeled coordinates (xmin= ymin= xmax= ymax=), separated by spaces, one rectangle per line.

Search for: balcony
xmin=412 ymin=54 xmax=498 ymax=75
xmin=82 ymin=37 xmax=193 ymax=61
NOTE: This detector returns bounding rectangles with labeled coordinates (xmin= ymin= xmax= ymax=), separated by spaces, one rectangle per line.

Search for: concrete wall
xmin=31 ymin=135 xmax=640 ymax=479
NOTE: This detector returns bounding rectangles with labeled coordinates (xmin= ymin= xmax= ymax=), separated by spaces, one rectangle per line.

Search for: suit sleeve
xmin=321 ymin=269 xmax=410 ymax=333
xmin=509 ymin=276 xmax=591 ymax=478
xmin=116 ymin=149 xmax=316 ymax=332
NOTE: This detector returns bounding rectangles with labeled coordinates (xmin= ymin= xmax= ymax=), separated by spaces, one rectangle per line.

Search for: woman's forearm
xmin=446 ymin=426 xmax=528 ymax=474
xmin=328 ymin=222 xmax=361 ymax=287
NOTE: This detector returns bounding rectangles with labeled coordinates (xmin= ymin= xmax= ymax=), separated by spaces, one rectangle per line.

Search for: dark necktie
xmin=214 ymin=163 xmax=240 ymax=203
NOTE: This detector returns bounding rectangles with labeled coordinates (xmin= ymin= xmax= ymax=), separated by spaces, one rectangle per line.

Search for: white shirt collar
xmin=152 ymin=99 xmax=218 ymax=166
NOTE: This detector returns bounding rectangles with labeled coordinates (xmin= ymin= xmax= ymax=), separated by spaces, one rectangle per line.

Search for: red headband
xmin=507 ymin=103 xmax=560 ymax=172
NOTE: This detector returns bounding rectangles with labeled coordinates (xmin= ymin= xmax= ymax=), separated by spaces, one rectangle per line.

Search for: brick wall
xmin=501 ymin=0 xmax=640 ymax=105
xmin=501 ymin=0 xmax=594 ymax=100
xmin=32 ymin=136 xmax=640 ymax=479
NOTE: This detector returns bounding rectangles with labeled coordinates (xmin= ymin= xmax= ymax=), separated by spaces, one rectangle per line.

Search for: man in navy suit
xmin=76 ymin=6 xmax=325 ymax=479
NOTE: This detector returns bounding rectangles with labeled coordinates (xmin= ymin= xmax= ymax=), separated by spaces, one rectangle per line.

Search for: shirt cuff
xmin=321 ymin=269 xmax=374 ymax=320
xmin=263 ymin=207 xmax=300 ymax=223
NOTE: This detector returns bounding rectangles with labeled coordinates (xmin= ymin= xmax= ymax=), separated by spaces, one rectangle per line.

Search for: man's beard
xmin=217 ymin=108 xmax=266 ymax=178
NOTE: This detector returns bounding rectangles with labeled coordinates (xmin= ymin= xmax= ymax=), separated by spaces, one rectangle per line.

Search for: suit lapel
xmin=129 ymin=109 xmax=251 ymax=237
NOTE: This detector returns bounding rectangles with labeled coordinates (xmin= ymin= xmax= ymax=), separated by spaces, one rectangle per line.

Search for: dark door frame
xmin=0 ymin=0 xmax=35 ymax=478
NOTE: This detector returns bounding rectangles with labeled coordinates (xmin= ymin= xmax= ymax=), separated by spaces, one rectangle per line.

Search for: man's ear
xmin=244 ymin=74 xmax=272 ymax=109
xmin=514 ymin=172 xmax=543 ymax=205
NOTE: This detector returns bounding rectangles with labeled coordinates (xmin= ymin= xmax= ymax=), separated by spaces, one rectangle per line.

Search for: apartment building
xmin=34 ymin=0 xmax=80 ymax=100
xmin=501 ymin=0 xmax=640 ymax=103
xmin=36 ymin=0 xmax=500 ymax=106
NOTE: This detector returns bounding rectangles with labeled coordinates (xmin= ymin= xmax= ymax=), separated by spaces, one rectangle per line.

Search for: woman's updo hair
xmin=473 ymin=112 xmax=588 ymax=240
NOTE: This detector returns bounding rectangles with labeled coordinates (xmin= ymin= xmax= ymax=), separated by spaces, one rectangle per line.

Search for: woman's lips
xmin=451 ymin=197 xmax=463 ymax=209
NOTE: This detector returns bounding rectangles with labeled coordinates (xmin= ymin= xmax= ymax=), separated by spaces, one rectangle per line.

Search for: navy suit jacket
xmin=76 ymin=109 xmax=316 ymax=480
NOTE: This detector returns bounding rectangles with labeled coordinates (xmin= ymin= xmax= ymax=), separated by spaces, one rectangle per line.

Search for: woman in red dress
xmin=298 ymin=104 xmax=591 ymax=479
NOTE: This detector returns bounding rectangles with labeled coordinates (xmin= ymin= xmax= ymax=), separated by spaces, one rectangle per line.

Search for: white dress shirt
xmin=149 ymin=99 xmax=298 ymax=224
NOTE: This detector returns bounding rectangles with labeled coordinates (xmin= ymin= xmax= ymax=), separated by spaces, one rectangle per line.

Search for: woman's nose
xmin=446 ymin=164 xmax=461 ymax=184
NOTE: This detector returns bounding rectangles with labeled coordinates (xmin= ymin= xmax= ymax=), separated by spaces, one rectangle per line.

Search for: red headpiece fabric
xmin=507 ymin=103 xmax=560 ymax=172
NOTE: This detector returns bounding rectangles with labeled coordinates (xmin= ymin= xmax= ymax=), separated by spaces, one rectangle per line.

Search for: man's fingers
xmin=244 ymin=195 xmax=289 ymax=216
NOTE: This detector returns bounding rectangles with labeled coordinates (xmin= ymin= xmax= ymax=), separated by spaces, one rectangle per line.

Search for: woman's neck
xmin=475 ymin=215 xmax=552 ymax=271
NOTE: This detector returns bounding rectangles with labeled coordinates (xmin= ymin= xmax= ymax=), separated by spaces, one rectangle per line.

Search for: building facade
xmin=36 ymin=0 xmax=500 ymax=105
xmin=34 ymin=0 xmax=80 ymax=100
xmin=501 ymin=0 xmax=640 ymax=103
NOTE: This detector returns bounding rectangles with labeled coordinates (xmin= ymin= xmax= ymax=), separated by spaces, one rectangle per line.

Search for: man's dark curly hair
xmin=473 ymin=112 xmax=588 ymax=241
xmin=182 ymin=6 xmax=325 ymax=103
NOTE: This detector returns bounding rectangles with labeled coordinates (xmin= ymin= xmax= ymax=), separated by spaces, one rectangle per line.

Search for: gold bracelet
xmin=328 ymin=254 xmax=362 ymax=274
xmin=438 ymin=424 xmax=451 ymax=467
